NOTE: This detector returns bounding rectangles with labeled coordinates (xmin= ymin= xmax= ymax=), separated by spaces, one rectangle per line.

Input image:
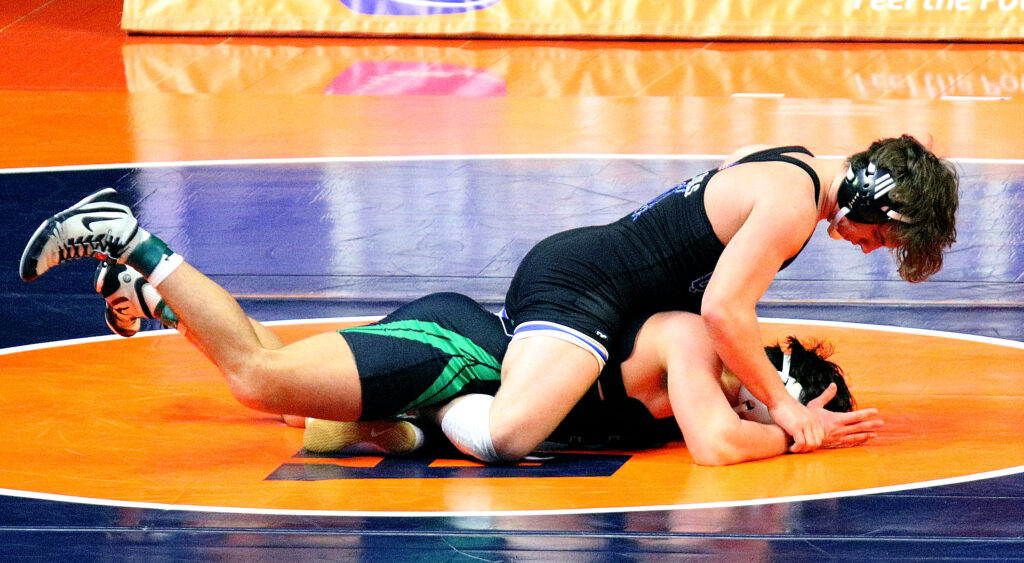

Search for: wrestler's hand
xmin=807 ymin=383 xmax=884 ymax=449
xmin=770 ymin=399 xmax=825 ymax=453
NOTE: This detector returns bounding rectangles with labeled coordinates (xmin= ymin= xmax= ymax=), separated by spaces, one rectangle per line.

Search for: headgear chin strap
xmin=733 ymin=354 xmax=803 ymax=425
xmin=831 ymin=161 xmax=915 ymax=229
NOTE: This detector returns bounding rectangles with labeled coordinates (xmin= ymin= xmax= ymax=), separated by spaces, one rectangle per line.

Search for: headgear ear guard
xmin=832 ymin=161 xmax=915 ymax=228
xmin=733 ymin=354 xmax=803 ymax=425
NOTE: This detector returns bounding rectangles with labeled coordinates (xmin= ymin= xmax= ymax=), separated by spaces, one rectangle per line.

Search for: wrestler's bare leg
xmin=19 ymin=189 xmax=364 ymax=424
xmin=156 ymin=261 xmax=364 ymax=421
xmin=486 ymin=336 xmax=600 ymax=459
xmin=243 ymin=318 xmax=307 ymax=427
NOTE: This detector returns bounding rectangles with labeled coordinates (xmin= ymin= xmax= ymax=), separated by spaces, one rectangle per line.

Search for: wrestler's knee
xmin=487 ymin=339 xmax=601 ymax=459
xmin=489 ymin=422 xmax=536 ymax=461
xmin=221 ymin=349 xmax=281 ymax=412
xmin=438 ymin=394 xmax=537 ymax=463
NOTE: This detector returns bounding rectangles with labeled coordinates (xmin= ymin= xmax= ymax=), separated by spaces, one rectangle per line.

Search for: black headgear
xmin=834 ymin=162 xmax=914 ymax=225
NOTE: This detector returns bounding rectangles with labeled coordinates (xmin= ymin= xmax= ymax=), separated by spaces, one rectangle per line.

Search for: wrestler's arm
xmin=673 ymin=382 xmax=791 ymax=466
xmin=700 ymin=178 xmax=823 ymax=452
xmin=651 ymin=319 xmax=790 ymax=466
xmin=648 ymin=318 xmax=879 ymax=465
xmin=671 ymin=370 xmax=881 ymax=465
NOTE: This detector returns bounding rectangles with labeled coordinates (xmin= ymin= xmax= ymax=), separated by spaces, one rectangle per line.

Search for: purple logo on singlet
xmin=689 ymin=272 xmax=713 ymax=294
xmin=632 ymin=171 xmax=709 ymax=221
xmin=340 ymin=0 xmax=501 ymax=16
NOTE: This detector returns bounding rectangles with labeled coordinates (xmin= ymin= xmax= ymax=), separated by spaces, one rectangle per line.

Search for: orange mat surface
xmin=2 ymin=319 xmax=1020 ymax=514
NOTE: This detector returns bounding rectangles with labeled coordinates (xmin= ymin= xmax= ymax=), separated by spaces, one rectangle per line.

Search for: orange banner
xmin=122 ymin=0 xmax=1024 ymax=40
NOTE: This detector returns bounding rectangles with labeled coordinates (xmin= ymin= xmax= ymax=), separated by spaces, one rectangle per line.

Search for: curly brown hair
xmin=847 ymin=135 xmax=959 ymax=282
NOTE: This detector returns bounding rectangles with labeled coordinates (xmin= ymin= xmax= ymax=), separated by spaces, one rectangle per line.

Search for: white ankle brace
xmin=440 ymin=394 xmax=502 ymax=463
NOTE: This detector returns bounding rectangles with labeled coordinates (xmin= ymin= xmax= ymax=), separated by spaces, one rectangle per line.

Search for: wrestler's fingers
xmin=807 ymin=383 xmax=838 ymax=409
xmin=789 ymin=432 xmax=805 ymax=453
xmin=790 ymin=428 xmax=815 ymax=453
xmin=826 ymin=421 xmax=884 ymax=447
xmin=838 ymin=419 xmax=885 ymax=434
xmin=836 ymin=408 xmax=881 ymax=424
xmin=826 ymin=432 xmax=878 ymax=448
xmin=812 ymin=422 xmax=825 ymax=448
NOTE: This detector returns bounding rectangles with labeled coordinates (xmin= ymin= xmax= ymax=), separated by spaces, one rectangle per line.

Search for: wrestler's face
xmin=828 ymin=219 xmax=898 ymax=254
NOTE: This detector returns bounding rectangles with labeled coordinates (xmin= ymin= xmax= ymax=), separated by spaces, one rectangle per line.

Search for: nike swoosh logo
xmin=370 ymin=428 xmax=392 ymax=438
xmin=81 ymin=216 xmax=116 ymax=233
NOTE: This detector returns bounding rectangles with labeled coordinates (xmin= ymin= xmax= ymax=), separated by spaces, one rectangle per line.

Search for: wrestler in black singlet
xmin=503 ymin=147 xmax=821 ymax=351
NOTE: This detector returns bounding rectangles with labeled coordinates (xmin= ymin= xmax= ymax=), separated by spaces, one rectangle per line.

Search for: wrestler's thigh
xmin=490 ymin=337 xmax=601 ymax=453
xmin=256 ymin=331 xmax=364 ymax=421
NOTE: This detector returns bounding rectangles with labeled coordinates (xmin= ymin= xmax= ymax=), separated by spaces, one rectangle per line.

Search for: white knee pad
xmin=440 ymin=394 xmax=503 ymax=463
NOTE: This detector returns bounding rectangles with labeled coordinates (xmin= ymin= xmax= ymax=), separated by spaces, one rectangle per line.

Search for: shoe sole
xmin=104 ymin=305 xmax=139 ymax=338
xmin=94 ymin=261 xmax=143 ymax=337
xmin=19 ymin=187 xmax=120 ymax=281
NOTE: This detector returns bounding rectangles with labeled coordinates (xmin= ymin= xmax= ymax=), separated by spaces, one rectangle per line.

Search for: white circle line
xmin=758 ymin=317 xmax=1024 ymax=349
xmin=5 ymin=315 xmax=1020 ymax=356
xmin=2 ymin=316 xmax=1023 ymax=517
xmin=0 ymin=463 xmax=1022 ymax=518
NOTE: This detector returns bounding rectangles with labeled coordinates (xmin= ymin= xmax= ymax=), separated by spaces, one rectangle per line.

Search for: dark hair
xmin=847 ymin=135 xmax=959 ymax=282
xmin=764 ymin=337 xmax=855 ymax=412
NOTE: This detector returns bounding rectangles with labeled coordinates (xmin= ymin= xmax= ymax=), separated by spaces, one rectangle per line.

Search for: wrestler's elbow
xmin=700 ymin=297 xmax=743 ymax=339
xmin=688 ymin=442 xmax=737 ymax=467
xmin=686 ymin=423 xmax=747 ymax=466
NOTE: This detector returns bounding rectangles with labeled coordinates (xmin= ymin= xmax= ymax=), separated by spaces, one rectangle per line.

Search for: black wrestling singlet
xmin=504 ymin=146 xmax=821 ymax=346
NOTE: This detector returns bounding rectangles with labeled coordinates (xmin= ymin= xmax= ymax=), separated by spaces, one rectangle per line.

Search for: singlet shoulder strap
xmin=730 ymin=146 xmax=821 ymax=204
xmin=735 ymin=145 xmax=813 ymax=162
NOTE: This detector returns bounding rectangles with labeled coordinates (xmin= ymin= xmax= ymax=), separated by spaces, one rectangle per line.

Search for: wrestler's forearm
xmin=691 ymin=418 xmax=790 ymax=466
xmin=722 ymin=420 xmax=791 ymax=464
xmin=702 ymin=303 xmax=791 ymax=408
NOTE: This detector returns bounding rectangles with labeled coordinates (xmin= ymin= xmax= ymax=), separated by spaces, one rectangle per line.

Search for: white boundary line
xmin=1 ymin=463 xmax=1024 ymax=518
xmin=758 ymin=317 xmax=1024 ymax=349
xmin=2 ymin=316 xmax=1022 ymax=516
xmin=2 ymin=153 xmax=1023 ymax=175
xmin=5 ymin=315 xmax=1021 ymax=356
xmin=0 ymin=316 xmax=383 ymax=357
